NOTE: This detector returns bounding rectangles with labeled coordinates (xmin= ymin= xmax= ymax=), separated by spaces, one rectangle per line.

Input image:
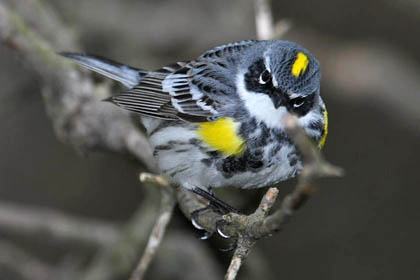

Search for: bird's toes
xmin=216 ymin=219 xmax=232 ymax=239
xmin=191 ymin=208 xmax=207 ymax=230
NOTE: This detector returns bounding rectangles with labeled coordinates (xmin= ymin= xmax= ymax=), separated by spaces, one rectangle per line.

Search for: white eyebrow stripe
xmin=264 ymin=55 xmax=271 ymax=72
xmin=272 ymin=76 xmax=279 ymax=87
xmin=264 ymin=55 xmax=279 ymax=87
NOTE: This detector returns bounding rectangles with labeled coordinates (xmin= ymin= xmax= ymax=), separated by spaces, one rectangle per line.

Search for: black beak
xmin=270 ymin=89 xmax=289 ymax=109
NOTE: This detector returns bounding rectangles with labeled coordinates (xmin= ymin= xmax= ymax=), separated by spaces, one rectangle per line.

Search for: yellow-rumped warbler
xmin=61 ymin=40 xmax=328 ymax=216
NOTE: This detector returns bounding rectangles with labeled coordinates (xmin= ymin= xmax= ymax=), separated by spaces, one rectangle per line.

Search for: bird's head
xmin=237 ymin=40 xmax=327 ymax=147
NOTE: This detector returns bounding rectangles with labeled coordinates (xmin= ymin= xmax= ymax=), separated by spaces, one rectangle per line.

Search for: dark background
xmin=1 ymin=0 xmax=419 ymax=279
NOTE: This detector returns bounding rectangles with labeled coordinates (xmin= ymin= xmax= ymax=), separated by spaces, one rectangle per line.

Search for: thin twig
xmin=225 ymin=255 xmax=242 ymax=280
xmin=224 ymin=188 xmax=278 ymax=279
xmin=129 ymin=173 xmax=176 ymax=280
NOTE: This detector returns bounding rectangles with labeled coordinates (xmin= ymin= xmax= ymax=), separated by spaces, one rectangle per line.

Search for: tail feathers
xmin=59 ymin=52 xmax=147 ymax=88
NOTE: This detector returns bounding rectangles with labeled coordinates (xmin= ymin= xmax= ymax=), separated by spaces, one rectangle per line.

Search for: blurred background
xmin=1 ymin=0 xmax=420 ymax=279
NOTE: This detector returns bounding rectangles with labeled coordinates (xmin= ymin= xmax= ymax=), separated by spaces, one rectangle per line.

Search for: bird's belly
xmin=205 ymin=144 xmax=301 ymax=189
xmin=164 ymin=146 xmax=300 ymax=190
xmin=146 ymin=119 xmax=301 ymax=190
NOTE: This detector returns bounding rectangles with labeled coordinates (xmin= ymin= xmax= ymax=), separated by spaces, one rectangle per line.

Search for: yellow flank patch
xmin=318 ymin=109 xmax=328 ymax=149
xmin=198 ymin=118 xmax=245 ymax=156
xmin=291 ymin=52 xmax=309 ymax=77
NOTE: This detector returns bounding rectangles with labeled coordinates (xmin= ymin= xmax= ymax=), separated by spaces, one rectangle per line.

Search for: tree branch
xmin=224 ymin=188 xmax=278 ymax=280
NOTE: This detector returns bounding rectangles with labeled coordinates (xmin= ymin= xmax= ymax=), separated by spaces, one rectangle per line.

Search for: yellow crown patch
xmin=291 ymin=52 xmax=309 ymax=77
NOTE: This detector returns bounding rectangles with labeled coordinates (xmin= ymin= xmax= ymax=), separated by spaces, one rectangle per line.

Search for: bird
xmin=61 ymin=40 xmax=328 ymax=219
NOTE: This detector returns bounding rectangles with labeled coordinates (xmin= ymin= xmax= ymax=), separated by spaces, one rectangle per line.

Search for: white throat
xmin=236 ymin=73 xmax=287 ymax=129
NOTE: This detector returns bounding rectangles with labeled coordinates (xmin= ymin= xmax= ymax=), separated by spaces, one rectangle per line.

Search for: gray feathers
xmin=117 ymin=63 xmax=217 ymax=122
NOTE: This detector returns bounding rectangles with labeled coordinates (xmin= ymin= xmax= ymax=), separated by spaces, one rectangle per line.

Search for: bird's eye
xmin=258 ymin=69 xmax=271 ymax=85
xmin=291 ymin=97 xmax=305 ymax=108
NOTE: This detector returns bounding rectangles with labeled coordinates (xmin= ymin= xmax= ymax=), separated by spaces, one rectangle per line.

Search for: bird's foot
xmin=216 ymin=219 xmax=238 ymax=252
xmin=189 ymin=187 xmax=238 ymax=241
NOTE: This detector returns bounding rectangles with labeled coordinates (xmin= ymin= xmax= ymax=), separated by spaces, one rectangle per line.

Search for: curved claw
xmin=191 ymin=213 xmax=205 ymax=230
xmin=190 ymin=206 xmax=212 ymax=230
xmin=200 ymin=231 xmax=214 ymax=240
xmin=216 ymin=219 xmax=231 ymax=239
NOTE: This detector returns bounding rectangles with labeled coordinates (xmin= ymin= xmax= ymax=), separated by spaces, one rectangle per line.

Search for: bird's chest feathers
xmin=197 ymin=118 xmax=245 ymax=156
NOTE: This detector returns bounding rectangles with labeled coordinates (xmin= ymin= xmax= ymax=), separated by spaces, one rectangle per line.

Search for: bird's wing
xmin=109 ymin=62 xmax=218 ymax=122
xmin=110 ymin=40 xmax=260 ymax=121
